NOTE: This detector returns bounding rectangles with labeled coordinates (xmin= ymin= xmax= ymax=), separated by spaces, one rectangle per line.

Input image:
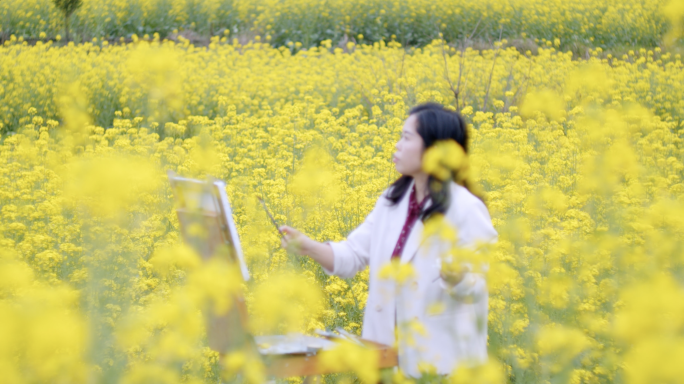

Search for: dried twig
xmin=439 ymin=17 xmax=482 ymax=111
xmin=482 ymin=26 xmax=504 ymax=112
xmin=398 ymin=47 xmax=407 ymax=93
xmin=468 ymin=16 xmax=483 ymax=40
xmin=440 ymin=38 xmax=461 ymax=110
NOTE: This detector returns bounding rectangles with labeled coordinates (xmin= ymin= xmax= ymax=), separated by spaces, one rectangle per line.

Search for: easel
xmin=167 ymin=171 xmax=397 ymax=381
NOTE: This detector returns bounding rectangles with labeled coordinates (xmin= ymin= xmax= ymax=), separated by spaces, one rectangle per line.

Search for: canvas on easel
xmin=167 ymin=170 xmax=253 ymax=355
xmin=167 ymin=170 xmax=249 ymax=279
xmin=167 ymin=171 xmax=398 ymax=380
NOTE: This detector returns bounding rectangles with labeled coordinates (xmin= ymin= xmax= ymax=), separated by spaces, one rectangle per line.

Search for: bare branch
xmin=440 ymin=37 xmax=461 ymax=110
xmin=468 ymin=16 xmax=483 ymax=40
xmin=482 ymin=26 xmax=504 ymax=112
xmin=438 ymin=17 xmax=482 ymax=112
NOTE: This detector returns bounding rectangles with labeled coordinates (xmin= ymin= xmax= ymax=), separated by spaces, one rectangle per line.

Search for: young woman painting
xmin=280 ymin=102 xmax=497 ymax=378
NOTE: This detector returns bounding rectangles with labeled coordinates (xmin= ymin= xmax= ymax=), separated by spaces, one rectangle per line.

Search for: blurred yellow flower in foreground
xmin=149 ymin=243 xmax=202 ymax=277
xmin=249 ymin=271 xmax=325 ymax=334
xmin=222 ymin=350 xmax=266 ymax=384
xmin=0 ymin=248 xmax=88 ymax=384
xmin=536 ymin=324 xmax=591 ymax=374
xmin=450 ymin=358 xmax=506 ymax=384
xmin=422 ymin=139 xmax=468 ymax=183
xmin=291 ymin=146 xmax=343 ymax=209
xmin=61 ymin=155 xmax=161 ymax=218
xmin=663 ymin=0 xmax=684 ymax=45
xmin=378 ymin=258 xmax=416 ymax=284
xmin=319 ymin=339 xmax=380 ymax=384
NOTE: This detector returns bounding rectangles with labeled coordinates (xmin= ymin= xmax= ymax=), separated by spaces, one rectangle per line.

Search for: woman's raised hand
xmin=279 ymin=226 xmax=335 ymax=271
xmin=279 ymin=225 xmax=312 ymax=256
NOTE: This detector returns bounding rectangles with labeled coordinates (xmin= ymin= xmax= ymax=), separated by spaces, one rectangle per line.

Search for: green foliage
xmin=52 ymin=0 xmax=82 ymax=17
xmin=51 ymin=0 xmax=83 ymax=41
xmin=0 ymin=0 xmax=675 ymax=49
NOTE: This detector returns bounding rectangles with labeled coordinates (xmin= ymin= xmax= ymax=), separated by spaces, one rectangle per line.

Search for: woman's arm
xmin=278 ymin=194 xmax=383 ymax=278
xmin=279 ymin=226 xmax=335 ymax=271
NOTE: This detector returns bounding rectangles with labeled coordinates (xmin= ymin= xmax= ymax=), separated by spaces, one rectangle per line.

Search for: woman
xmin=279 ymin=103 xmax=497 ymax=378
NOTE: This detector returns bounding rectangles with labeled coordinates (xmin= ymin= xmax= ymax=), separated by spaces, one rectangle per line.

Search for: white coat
xmin=324 ymin=179 xmax=498 ymax=377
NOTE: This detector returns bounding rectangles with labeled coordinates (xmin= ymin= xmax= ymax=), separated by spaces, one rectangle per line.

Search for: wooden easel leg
xmin=303 ymin=375 xmax=322 ymax=384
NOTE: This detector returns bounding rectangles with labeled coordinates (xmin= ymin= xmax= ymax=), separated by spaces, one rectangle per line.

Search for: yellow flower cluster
xmin=2 ymin=36 xmax=684 ymax=383
xmin=0 ymin=0 xmax=671 ymax=47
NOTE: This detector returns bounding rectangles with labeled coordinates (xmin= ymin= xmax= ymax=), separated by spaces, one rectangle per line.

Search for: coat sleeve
xmin=441 ymin=192 xmax=497 ymax=300
xmin=323 ymin=194 xmax=384 ymax=279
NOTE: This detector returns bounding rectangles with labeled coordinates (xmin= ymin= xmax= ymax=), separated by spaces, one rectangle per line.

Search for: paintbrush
xmin=257 ymin=196 xmax=285 ymax=238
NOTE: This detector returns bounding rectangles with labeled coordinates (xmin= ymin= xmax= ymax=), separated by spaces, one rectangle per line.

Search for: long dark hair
xmin=385 ymin=102 xmax=477 ymax=220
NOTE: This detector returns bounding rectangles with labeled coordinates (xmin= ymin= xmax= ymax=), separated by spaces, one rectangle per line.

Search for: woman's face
xmin=393 ymin=114 xmax=425 ymax=176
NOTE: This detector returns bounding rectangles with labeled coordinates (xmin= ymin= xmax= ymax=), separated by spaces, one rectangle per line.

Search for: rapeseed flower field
xmin=3 ymin=3 xmax=684 ymax=383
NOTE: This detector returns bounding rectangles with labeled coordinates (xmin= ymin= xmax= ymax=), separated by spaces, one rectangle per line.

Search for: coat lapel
xmin=400 ymin=186 xmax=433 ymax=264
xmin=400 ymin=219 xmax=424 ymax=264
xmin=382 ymin=179 xmax=413 ymax=263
